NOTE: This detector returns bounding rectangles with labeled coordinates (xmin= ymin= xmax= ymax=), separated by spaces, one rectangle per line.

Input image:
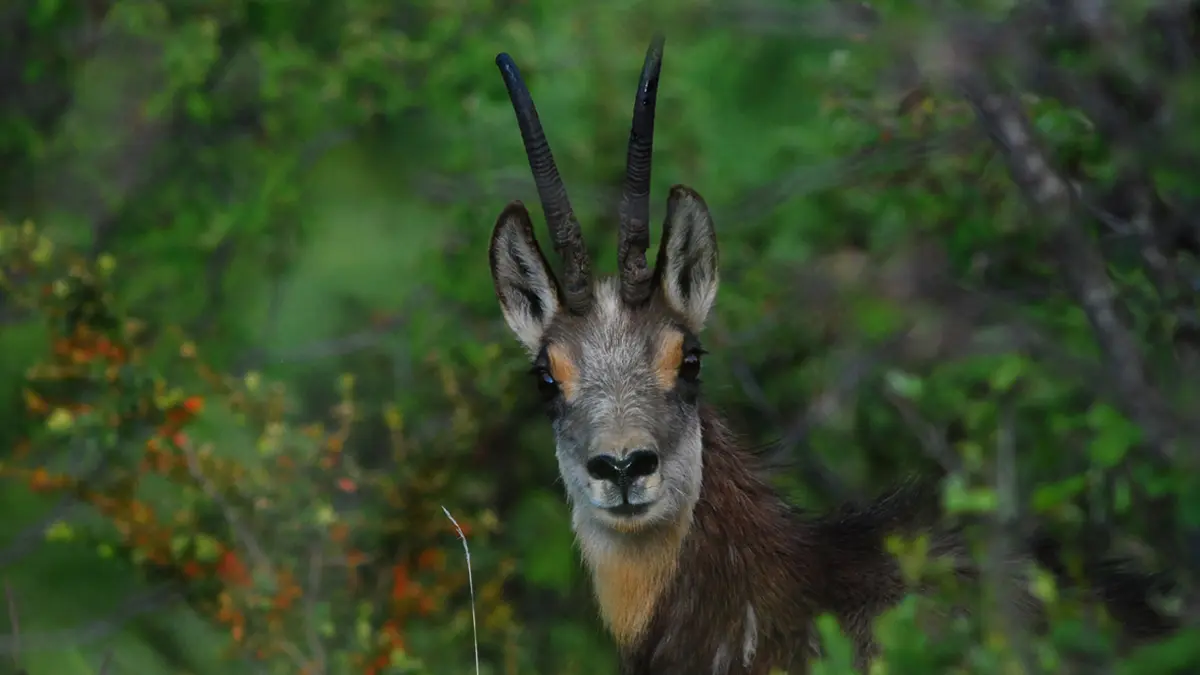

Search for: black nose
xmin=586 ymin=450 xmax=660 ymax=484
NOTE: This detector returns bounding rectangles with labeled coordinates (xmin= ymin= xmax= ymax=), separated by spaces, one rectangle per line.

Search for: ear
xmin=489 ymin=201 xmax=563 ymax=354
xmin=654 ymin=185 xmax=719 ymax=332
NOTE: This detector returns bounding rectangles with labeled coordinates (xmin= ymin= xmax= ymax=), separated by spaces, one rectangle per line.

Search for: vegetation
xmin=2 ymin=0 xmax=1200 ymax=673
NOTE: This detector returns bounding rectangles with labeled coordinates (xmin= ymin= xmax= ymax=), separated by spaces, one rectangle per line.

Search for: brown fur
xmin=583 ymin=517 xmax=688 ymax=646
xmin=612 ymin=407 xmax=933 ymax=674
xmin=653 ymin=330 xmax=684 ymax=391
xmin=547 ymin=343 xmax=579 ymax=401
xmin=609 ymin=407 xmax=1173 ymax=675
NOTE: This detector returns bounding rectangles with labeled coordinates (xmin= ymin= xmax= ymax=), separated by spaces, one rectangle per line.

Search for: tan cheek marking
xmin=585 ymin=532 xmax=685 ymax=647
xmin=547 ymin=343 xmax=579 ymax=402
xmin=654 ymin=330 xmax=685 ymax=391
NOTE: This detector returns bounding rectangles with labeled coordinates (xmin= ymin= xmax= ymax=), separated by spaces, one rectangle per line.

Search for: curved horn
xmin=495 ymin=53 xmax=593 ymax=314
xmin=617 ymin=34 xmax=665 ymax=306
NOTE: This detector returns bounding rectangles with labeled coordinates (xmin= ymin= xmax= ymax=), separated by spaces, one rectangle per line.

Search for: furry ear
xmin=489 ymin=201 xmax=563 ymax=353
xmin=654 ymin=186 xmax=719 ymax=331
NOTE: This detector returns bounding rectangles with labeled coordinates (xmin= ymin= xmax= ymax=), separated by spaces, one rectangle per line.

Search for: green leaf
xmin=1085 ymin=403 xmax=1140 ymax=468
xmin=884 ymin=369 xmax=923 ymax=399
xmin=193 ymin=533 xmax=221 ymax=562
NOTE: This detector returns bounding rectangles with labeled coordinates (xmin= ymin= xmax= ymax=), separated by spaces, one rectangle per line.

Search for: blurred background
xmin=3 ymin=0 xmax=1200 ymax=673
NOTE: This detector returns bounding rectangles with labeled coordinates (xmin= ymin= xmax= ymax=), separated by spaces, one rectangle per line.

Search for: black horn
xmin=496 ymin=52 xmax=594 ymax=314
xmin=617 ymin=34 xmax=665 ymax=306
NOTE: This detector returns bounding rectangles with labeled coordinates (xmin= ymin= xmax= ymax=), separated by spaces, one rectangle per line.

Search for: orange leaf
xmin=417 ymin=548 xmax=445 ymax=571
xmin=182 ymin=396 xmax=204 ymax=414
xmin=216 ymin=550 xmax=251 ymax=587
xmin=22 ymin=389 xmax=48 ymax=414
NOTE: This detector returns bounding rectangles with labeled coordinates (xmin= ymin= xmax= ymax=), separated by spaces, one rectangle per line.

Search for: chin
xmin=594 ymin=498 xmax=673 ymax=534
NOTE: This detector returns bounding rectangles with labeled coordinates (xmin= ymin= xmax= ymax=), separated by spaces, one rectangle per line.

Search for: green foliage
xmin=2 ymin=0 xmax=1200 ymax=673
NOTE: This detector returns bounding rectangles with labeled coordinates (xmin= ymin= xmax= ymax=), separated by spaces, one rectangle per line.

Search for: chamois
xmin=486 ymin=36 xmax=1176 ymax=674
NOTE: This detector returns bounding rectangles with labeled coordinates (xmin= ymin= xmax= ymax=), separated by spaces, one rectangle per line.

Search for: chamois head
xmin=489 ymin=36 xmax=720 ymax=539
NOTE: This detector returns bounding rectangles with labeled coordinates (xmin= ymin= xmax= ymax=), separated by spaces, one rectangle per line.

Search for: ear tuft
xmin=654 ymin=185 xmax=719 ymax=332
xmin=489 ymin=202 xmax=563 ymax=353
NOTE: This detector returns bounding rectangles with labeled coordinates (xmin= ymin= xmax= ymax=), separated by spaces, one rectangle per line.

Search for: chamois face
xmin=488 ymin=38 xmax=717 ymax=536
xmin=489 ymin=187 xmax=719 ymax=535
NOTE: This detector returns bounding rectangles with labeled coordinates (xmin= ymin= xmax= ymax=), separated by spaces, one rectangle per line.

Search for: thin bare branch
xmin=950 ymin=56 xmax=1182 ymax=461
xmin=0 ymin=585 xmax=180 ymax=654
xmin=441 ymin=507 xmax=479 ymax=675
xmin=304 ymin=544 xmax=327 ymax=674
xmin=180 ymin=440 xmax=272 ymax=572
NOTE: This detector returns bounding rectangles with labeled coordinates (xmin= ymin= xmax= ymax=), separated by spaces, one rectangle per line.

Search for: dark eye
xmin=679 ymin=349 xmax=703 ymax=382
xmin=532 ymin=366 xmax=560 ymax=401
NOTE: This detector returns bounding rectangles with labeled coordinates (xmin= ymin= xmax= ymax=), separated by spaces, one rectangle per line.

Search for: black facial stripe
xmin=668 ymin=322 xmax=703 ymax=356
xmin=676 ymin=218 xmax=695 ymax=300
xmin=532 ymin=344 xmax=550 ymax=370
xmin=509 ymin=237 xmax=545 ymax=323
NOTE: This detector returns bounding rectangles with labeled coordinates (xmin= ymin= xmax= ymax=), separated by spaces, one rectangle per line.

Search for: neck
xmin=576 ymin=405 xmax=809 ymax=668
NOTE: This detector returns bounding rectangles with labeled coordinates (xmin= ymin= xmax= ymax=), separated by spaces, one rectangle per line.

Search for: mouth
xmin=604 ymin=501 xmax=651 ymax=518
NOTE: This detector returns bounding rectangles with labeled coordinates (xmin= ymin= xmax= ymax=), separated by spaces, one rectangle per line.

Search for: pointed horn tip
xmin=495 ymin=53 xmax=523 ymax=83
xmin=638 ymin=36 xmax=665 ymax=95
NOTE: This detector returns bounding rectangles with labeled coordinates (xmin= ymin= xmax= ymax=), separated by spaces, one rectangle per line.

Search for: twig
xmin=0 ymin=438 xmax=105 ymax=570
xmin=882 ymin=387 xmax=962 ymax=475
xmin=441 ymin=506 xmax=479 ymax=675
xmin=179 ymin=441 xmax=271 ymax=572
xmin=96 ymin=650 xmax=113 ymax=675
xmin=990 ymin=402 xmax=1038 ymax=673
xmin=0 ymin=584 xmax=180 ymax=653
xmin=304 ymin=544 xmax=327 ymax=674
xmin=950 ymin=51 xmax=1181 ymax=462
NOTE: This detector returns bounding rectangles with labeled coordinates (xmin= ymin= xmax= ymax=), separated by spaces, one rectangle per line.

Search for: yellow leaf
xmin=97 ymin=254 xmax=116 ymax=275
xmin=383 ymin=405 xmax=403 ymax=431
xmin=1030 ymin=567 xmax=1058 ymax=603
xmin=46 ymin=408 xmax=74 ymax=433
xmin=45 ymin=520 xmax=73 ymax=542
xmin=316 ymin=504 xmax=336 ymax=526
xmin=194 ymin=534 xmax=221 ymax=562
